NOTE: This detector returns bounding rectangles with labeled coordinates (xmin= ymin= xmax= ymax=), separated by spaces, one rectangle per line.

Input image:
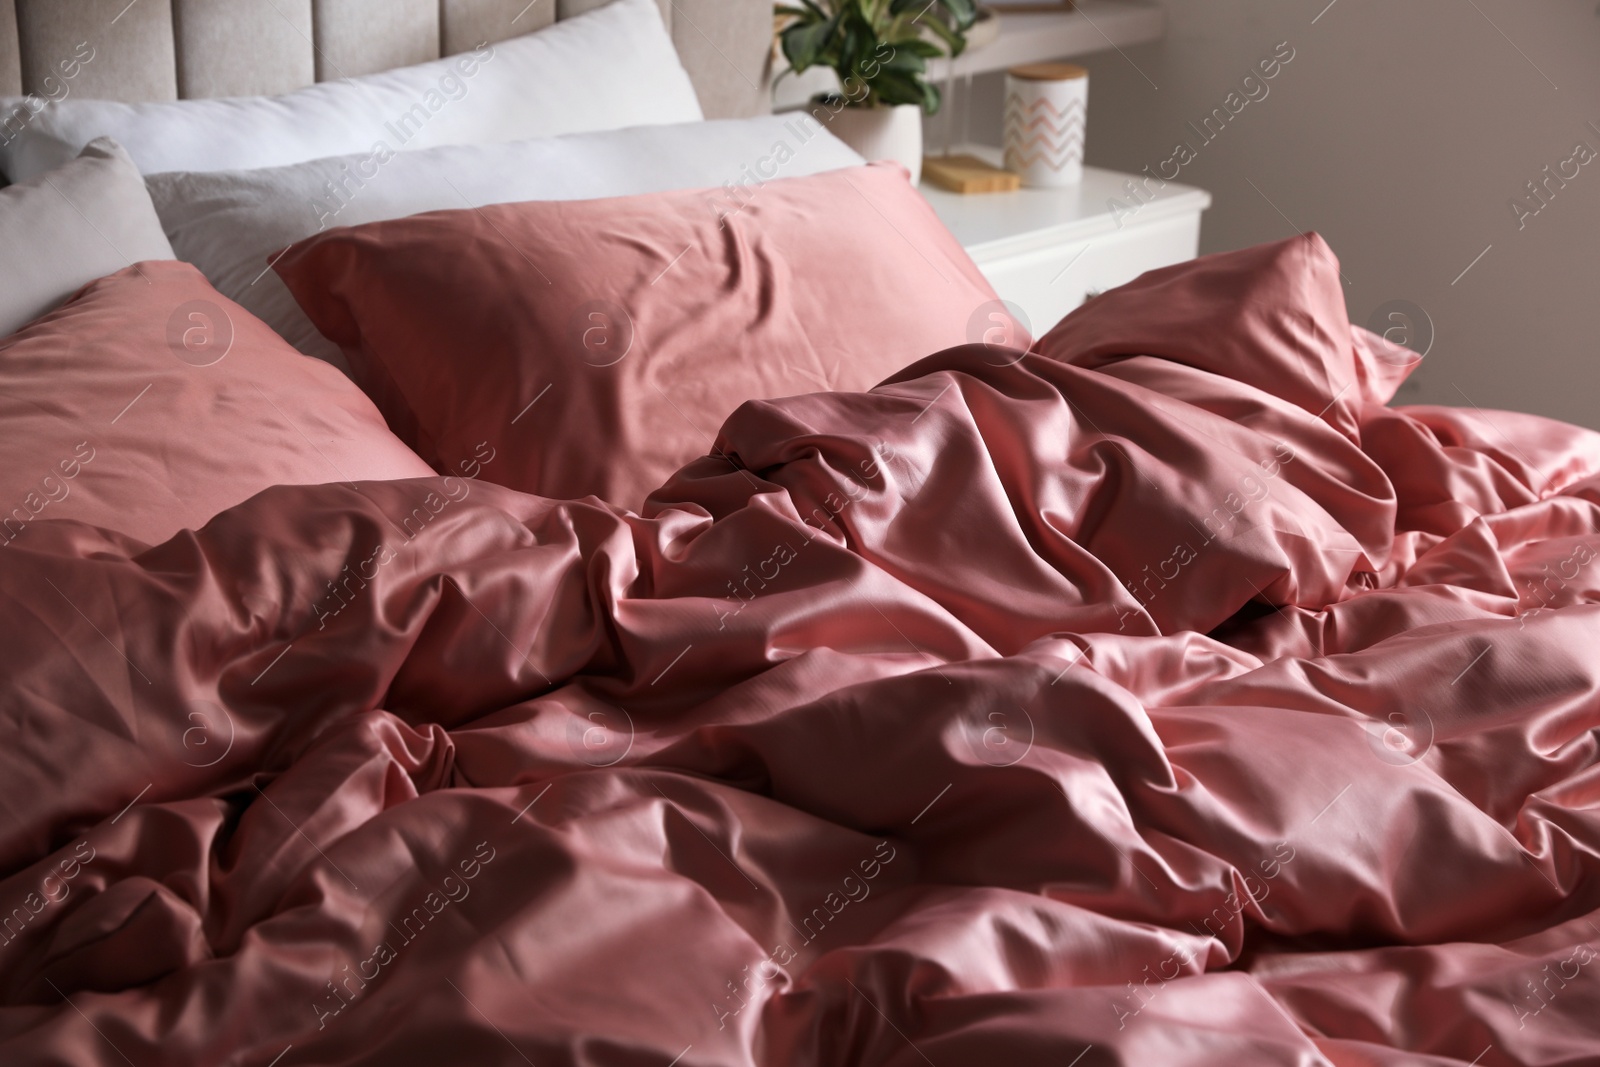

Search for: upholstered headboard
xmin=0 ymin=0 xmax=771 ymax=118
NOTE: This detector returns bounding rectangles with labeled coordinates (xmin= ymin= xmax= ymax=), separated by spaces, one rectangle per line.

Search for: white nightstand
xmin=920 ymin=153 xmax=1211 ymax=337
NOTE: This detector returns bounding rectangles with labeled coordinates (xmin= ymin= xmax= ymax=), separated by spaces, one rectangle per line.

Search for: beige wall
xmin=971 ymin=0 xmax=1600 ymax=428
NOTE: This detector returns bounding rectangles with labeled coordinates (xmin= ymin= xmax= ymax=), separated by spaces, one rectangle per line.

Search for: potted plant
xmin=776 ymin=0 xmax=979 ymax=183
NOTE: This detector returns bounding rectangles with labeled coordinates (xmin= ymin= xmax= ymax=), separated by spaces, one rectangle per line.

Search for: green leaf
xmin=869 ymin=69 xmax=925 ymax=107
xmin=918 ymin=15 xmax=965 ymax=58
xmin=879 ymin=47 xmax=928 ymax=76
xmin=836 ymin=23 xmax=873 ymax=88
xmin=780 ymin=14 xmax=839 ymax=72
xmin=939 ymin=0 xmax=978 ymax=28
xmin=891 ymin=37 xmax=944 ymax=59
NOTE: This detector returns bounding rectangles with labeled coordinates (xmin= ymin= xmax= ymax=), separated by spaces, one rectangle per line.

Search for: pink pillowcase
xmin=274 ymin=162 xmax=1001 ymax=509
xmin=1032 ymin=233 xmax=1420 ymax=441
xmin=0 ymin=261 xmax=433 ymax=548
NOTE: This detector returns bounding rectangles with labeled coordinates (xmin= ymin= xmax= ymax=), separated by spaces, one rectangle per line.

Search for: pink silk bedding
xmin=3 ymin=235 xmax=1600 ymax=1065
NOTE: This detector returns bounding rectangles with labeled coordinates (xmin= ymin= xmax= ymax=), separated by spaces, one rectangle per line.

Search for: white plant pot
xmin=815 ymin=102 xmax=923 ymax=184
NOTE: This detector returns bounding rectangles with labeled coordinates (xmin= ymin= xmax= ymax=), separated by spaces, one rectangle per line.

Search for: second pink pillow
xmin=275 ymin=163 xmax=1001 ymax=509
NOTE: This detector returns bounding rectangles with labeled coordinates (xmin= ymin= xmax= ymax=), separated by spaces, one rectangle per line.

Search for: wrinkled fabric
xmin=2 ymin=235 xmax=1600 ymax=1066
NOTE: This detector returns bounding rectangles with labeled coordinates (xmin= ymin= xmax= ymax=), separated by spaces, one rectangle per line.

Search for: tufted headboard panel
xmin=0 ymin=0 xmax=771 ymax=119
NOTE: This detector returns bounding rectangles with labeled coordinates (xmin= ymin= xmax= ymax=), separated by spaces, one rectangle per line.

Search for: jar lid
xmin=1008 ymin=62 xmax=1089 ymax=81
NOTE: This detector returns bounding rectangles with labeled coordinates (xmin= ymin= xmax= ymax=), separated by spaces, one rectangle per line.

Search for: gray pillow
xmin=0 ymin=137 xmax=174 ymax=338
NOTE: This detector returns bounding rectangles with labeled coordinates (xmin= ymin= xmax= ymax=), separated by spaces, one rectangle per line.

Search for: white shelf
xmin=772 ymin=0 xmax=1165 ymax=111
xmin=931 ymin=1 xmax=1165 ymax=80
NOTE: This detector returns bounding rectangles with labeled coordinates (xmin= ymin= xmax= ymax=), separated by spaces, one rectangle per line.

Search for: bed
xmin=2 ymin=3 xmax=1599 ymax=1066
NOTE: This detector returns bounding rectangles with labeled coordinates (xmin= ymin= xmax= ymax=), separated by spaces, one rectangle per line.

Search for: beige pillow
xmin=0 ymin=137 xmax=174 ymax=338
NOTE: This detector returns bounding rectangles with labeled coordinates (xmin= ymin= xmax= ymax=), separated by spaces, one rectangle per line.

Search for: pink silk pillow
xmin=0 ymin=261 xmax=433 ymax=548
xmin=274 ymin=162 xmax=1002 ymax=509
xmin=1031 ymin=233 xmax=1420 ymax=442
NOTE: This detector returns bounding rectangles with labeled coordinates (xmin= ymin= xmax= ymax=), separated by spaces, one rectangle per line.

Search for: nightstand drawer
xmin=973 ymin=209 xmax=1204 ymax=337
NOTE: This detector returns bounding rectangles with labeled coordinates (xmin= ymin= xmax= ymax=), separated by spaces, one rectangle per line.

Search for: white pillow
xmin=0 ymin=0 xmax=701 ymax=183
xmin=0 ymin=138 xmax=174 ymax=339
xmin=146 ymin=115 xmax=866 ymax=370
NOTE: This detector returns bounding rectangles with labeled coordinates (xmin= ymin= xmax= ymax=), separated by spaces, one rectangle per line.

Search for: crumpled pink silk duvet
xmin=2 ymin=234 xmax=1599 ymax=1066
